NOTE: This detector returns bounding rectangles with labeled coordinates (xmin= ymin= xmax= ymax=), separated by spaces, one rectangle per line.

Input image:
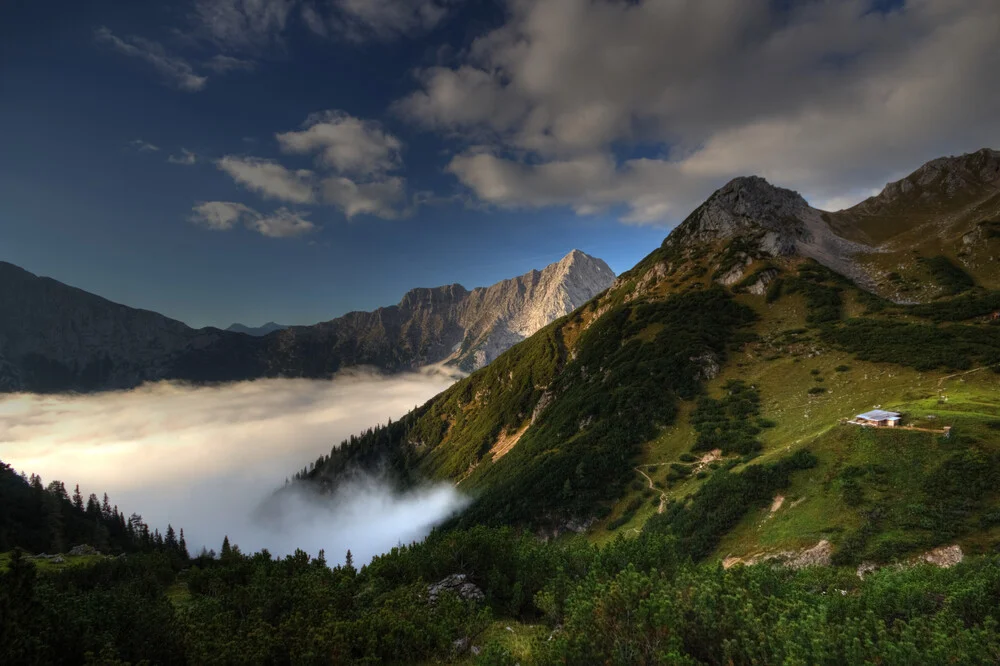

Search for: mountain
xmin=826 ymin=148 xmax=1000 ymax=300
xmin=302 ymin=149 xmax=1000 ymax=567
xmin=0 ymin=250 xmax=614 ymax=393
xmin=226 ymin=322 xmax=288 ymax=336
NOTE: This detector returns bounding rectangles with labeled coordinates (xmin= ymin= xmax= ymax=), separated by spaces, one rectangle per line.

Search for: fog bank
xmin=0 ymin=371 xmax=464 ymax=564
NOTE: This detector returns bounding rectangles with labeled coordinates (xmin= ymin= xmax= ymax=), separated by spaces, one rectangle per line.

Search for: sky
xmin=1 ymin=0 xmax=997 ymax=328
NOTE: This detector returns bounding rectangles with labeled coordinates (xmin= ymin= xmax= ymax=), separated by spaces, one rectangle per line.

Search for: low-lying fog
xmin=0 ymin=370 xmax=467 ymax=565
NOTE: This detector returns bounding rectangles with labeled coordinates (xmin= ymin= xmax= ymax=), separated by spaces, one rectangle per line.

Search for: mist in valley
xmin=0 ymin=371 xmax=467 ymax=565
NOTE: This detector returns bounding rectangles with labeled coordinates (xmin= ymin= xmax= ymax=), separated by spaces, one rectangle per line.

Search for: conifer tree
xmin=72 ymin=484 xmax=84 ymax=511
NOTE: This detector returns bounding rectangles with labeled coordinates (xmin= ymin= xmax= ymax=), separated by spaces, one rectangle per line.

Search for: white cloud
xmin=214 ymin=111 xmax=413 ymax=220
xmin=277 ymin=110 xmax=402 ymax=177
xmin=129 ymin=139 xmax=161 ymax=153
xmin=204 ymin=54 xmax=257 ymax=73
xmin=216 ymin=156 xmax=317 ymax=203
xmin=319 ymin=0 xmax=455 ymax=42
xmin=192 ymin=0 xmax=297 ymax=52
xmin=168 ymin=148 xmax=198 ymax=165
xmin=0 ymin=373 xmax=463 ymax=562
xmin=96 ymin=26 xmax=207 ymax=92
xmin=190 ymin=200 xmax=259 ymax=230
xmin=249 ymin=206 xmax=317 ymax=237
xmin=397 ymin=0 xmax=1000 ymax=223
xmin=190 ymin=200 xmax=316 ymax=237
xmin=322 ymin=175 xmax=406 ymax=219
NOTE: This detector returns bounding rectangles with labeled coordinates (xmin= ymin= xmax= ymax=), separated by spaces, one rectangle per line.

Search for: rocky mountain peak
xmin=850 ymin=148 xmax=1000 ymax=216
xmin=666 ymin=176 xmax=811 ymax=257
xmin=449 ymin=250 xmax=616 ymax=370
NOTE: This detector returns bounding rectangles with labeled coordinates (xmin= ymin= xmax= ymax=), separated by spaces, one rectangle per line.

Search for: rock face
xmin=451 ymin=250 xmax=616 ymax=370
xmin=0 ymin=261 xmax=232 ymax=392
xmin=427 ymin=574 xmax=485 ymax=604
xmin=847 ymin=148 xmax=1000 ymax=221
xmin=0 ymin=251 xmax=614 ymax=393
xmin=663 ymin=176 xmax=872 ymax=286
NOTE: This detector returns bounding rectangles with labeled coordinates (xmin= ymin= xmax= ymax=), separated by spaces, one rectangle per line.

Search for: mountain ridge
xmin=226 ymin=322 xmax=289 ymax=336
xmin=0 ymin=251 xmax=614 ymax=392
xmin=300 ymin=148 xmax=1000 ymax=566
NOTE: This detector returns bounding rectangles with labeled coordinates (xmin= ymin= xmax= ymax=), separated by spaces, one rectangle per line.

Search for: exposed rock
xmin=783 ymin=540 xmax=833 ymax=569
xmin=723 ymin=539 xmax=832 ymax=570
xmin=0 ymin=251 xmax=614 ymax=393
xmin=848 ymin=149 xmax=1000 ymax=218
xmin=856 ymin=562 xmax=879 ymax=579
xmin=663 ymin=176 xmax=873 ymax=288
xmin=689 ymin=352 xmax=720 ymax=381
xmin=68 ymin=544 xmax=99 ymax=556
xmin=746 ymin=268 xmax=780 ymax=295
xmin=531 ymin=390 xmax=554 ymax=425
xmin=427 ymin=574 xmax=485 ymax=604
xmin=920 ymin=544 xmax=963 ymax=568
xmin=450 ymin=250 xmax=616 ymax=370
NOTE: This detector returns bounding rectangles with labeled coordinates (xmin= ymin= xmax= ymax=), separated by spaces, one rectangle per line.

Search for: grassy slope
xmin=595 ymin=279 xmax=1000 ymax=562
xmin=0 ymin=551 xmax=106 ymax=573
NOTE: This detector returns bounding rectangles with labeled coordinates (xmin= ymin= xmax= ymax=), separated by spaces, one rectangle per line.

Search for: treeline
xmin=299 ymin=287 xmax=759 ymax=531
xmin=5 ymin=522 xmax=1000 ymax=664
xmin=0 ymin=460 xmax=187 ymax=560
xmin=453 ymin=286 xmax=757 ymax=527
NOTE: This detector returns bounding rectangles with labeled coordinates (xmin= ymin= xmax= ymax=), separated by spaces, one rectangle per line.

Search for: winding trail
xmin=634 ymin=466 xmax=668 ymax=514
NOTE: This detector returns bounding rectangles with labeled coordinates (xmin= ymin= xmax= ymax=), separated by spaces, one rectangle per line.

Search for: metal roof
xmin=857 ymin=410 xmax=901 ymax=421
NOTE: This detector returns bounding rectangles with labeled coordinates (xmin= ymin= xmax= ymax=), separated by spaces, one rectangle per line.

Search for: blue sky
xmin=1 ymin=0 xmax=996 ymax=328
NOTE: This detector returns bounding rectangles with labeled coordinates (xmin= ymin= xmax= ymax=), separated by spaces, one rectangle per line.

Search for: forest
xmin=5 ymin=453 xmax=1000 ymax=665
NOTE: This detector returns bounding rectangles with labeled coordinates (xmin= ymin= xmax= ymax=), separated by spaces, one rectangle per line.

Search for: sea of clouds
xmin=0 ymin=370 xmax=466 ymax=565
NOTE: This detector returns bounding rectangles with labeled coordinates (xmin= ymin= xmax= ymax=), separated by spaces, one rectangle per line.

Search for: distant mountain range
xmin=226 ymin=322 xmax=289 ymax=336
xmin=0 ymin=250 xmax=614 ymax=393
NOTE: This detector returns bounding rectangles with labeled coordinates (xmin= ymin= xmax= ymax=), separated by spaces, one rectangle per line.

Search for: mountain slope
xmin=303 ymin=149 xmax=1000 ymax=563
xmin=0 ymin=251 xmax=614 ymax=393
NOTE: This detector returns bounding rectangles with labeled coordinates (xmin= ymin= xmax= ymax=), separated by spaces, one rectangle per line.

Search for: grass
xmin=0 ymin=551 xmax=106 ymax=573
xmin=449 ymin=620 xmax=548 ymax=665
xmin=595 ymin=282 xmax=1000 ymax=564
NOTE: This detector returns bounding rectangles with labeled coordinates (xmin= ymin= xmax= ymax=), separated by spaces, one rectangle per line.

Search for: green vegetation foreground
xmin=3 ymin=524 xmax=1000 ymax=665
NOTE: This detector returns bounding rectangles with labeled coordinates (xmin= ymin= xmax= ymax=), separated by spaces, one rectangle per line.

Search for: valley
xmin=4 ymin=148 xmax=1000 ymax=665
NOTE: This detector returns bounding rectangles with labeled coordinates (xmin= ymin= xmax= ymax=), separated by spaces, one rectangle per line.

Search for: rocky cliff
xmin=0 ymin=251 xmax=614 ymax=393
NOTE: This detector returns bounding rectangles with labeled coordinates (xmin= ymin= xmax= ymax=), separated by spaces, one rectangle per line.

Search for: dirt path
xmin=634 ymin=466 xmax=668 ymax=514
xmin=937 ymin=364 xmax=998 ymax=390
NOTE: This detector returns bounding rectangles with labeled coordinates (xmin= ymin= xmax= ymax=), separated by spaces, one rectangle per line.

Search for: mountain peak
xmin=849 ymin=147 xmax=1000 ymax=217
xmin=665 ymin=175 xmax=811 ymax=257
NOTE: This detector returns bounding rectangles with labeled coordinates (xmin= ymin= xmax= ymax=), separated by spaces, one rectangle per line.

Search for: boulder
xmin=427 ymin=574 xmax=485 ymax=604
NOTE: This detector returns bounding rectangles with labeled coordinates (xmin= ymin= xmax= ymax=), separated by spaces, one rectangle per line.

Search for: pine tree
xmin=221 ymin=535 xmax=232 ymax=560
xmin=165 ymin=525 xmax=178 ymax=550
xmin=178 ymin=529 xmax=188 ymax=559
xmin=86 ymin=493 xmax=100 ymax=518
xmin=345 ymin=549 xmax=354 ymax=572
xmin=72 ymin=484 xmax=84 ymax=511
xmin=101 ymin=493 xmax=112 ymax=519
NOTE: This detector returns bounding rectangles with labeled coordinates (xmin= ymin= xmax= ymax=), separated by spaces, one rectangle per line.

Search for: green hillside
xmin=7 ymin=155 xmax=1000 ymax=664
xmin=301 ymin=178 xmax=1000 ymax=570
